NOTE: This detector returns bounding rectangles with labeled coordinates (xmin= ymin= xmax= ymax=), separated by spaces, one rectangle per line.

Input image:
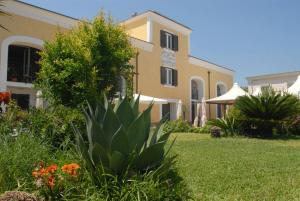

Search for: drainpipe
xmin=208 ymin=71 xmax=211 ymax=119
xmin=135 ymin=51 xmax=139 ymax=94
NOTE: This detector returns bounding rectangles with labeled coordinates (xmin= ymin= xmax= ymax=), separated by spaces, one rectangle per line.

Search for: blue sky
xmin=22 ymin=0 xmax=300 ymax=85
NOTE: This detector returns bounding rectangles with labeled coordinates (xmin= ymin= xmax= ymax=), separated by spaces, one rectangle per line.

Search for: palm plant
xmin=74 ymin=95 xmax=174 ymax=185
xmin=235 ymin=87 xmax=300 ymax=137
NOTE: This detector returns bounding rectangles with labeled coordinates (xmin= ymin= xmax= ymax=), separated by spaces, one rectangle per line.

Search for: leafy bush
xmin=0 ymin=102 xmax=84 ymax=148
xmin=23 ymin=106 xmax=84 ymax=148
xmin=164 ymin=118 xmax=191 ymax=133
xmin=36 ymin=13 xmax=135 ymax=107
xmin=164 ymin=119 xmax=211 ymax=134
xmin=235 ymin=88 xmax=300 ymax=137
xmin=0 ymin=133 xmax=51 ymax=193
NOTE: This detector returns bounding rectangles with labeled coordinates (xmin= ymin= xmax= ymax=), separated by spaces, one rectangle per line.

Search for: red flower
xmin=61 ymin=163 xmax=80 ymax=176
xmin=46 ymin=164 xmax=58 ymax=174
xmin=0 ymin=92 xmax=10 ymax=104
xmin=47 ymin=176 xmax=55 ymax=189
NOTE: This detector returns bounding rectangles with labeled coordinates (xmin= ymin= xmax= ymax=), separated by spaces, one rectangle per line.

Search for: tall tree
xmin=35 ymin=13 xmax=135 ymax=108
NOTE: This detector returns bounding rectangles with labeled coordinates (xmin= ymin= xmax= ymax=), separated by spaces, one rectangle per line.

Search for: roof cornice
xmin=189 ymin=55 xmax=235 ymax=76
xmin=246 ymin=71 xmax=300 ymax=81
xmin=3 ymin=0 xmax=78 ymax=29
xmin=121 ymin=10 xmax=192 ymax=36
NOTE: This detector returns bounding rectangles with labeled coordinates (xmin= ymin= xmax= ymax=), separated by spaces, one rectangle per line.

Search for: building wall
xmin=127 ymin=19 xmax=234 ymax=122
xmin=123 ymin=18 xmax=148 ymax=42
xmin=247 ymin=72 xmax=300 ymax=94
xmin=0 ymin=12 xmax=71 ymax=106
xmin=0 ymin=3 xmax=234 ymax=122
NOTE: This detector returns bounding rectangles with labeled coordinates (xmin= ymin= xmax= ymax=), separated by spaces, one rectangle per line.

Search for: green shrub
xmin=235 ymin=88 xmax=300 ymax=137
xmin=0 ymin=133 xmax=51 ymax=193
xmin=0 ymin=102 xmax=84 ymax=148
xmin=164 ymin=119 xmax=191 ymax=133
xmin=164 ymin=119 xmax=211 ymax=134
xmin=35 ymin=12 xmax=135 ymax=107
xmin=189 ymin=124 xmax=212 ymax=134
xmin=23 ymin=106 xmax=84 ymax=148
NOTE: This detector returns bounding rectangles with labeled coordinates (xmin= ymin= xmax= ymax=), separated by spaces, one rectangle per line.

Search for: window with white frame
xmin=160 ymin=67 xmax=178 ymax=86
xmin=166 ymin=68 xmax=172 ymax=85
xmin=165 ymin=32 xmax=173 ymax=50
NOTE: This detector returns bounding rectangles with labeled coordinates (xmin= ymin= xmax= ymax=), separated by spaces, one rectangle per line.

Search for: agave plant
xmin=74 ymin=95 xmax=174 ymax=184
xmin=235 ymin=88 xmax=300 ymax=137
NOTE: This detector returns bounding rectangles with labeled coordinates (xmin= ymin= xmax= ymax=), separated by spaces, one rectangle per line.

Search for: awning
xmin=288 ymin=75 xmax=300 ymax=97
xmin=134 ymin=94 xmax=168 ymax=104
xmin=206 ymin=83 xmax=248 ymax=104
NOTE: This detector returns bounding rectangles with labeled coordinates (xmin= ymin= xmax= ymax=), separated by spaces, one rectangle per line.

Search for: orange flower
xmin=39 ymin=168 xmax=49 ymax=176
xmin=46 ymin=164 xmax=58 ymax=174
xmin=32 ymin=170 xmax=40 ymax=178
xmin=47 ymin=176 xmax=55 ymax=189
xmin=61 ymin=163 xmax=80 ymax=176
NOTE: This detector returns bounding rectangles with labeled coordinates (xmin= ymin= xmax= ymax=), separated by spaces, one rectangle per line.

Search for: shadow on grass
xmin=245 ymin=134 xmax=300 ymax=141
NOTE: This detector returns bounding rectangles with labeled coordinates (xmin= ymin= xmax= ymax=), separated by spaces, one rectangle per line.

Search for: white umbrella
xmin=133 ymin=94 xmax=168 ymax=104
xmin=176 ymin=100 xmax=182 ymax=119
xmin=193 ymin=102 xmax=201 ymax=127
xmin=288 ymin=75 xmax=300 ymax=97
xmin=206 ymin=83 xmax=248 ymax=104
xmin=201 ymin=98 xmax=207 ymax=127
xmin=252 ymin=87 xmax=262 ymax=96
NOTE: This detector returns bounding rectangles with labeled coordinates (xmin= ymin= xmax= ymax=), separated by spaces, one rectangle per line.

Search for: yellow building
xmin=0 ymin=1 xmax=234 ymax=122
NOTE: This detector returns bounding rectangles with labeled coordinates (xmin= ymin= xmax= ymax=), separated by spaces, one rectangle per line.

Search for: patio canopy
xmin=288 ymin=75 xmax=300 ymax=97
xmin=206 ymin=83 xmax=248 ymax=104
xmin=133 ymin=94 xmax=168 ymax=104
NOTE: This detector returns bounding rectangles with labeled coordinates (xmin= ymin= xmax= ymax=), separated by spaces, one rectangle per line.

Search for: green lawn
xmin=171 ymin=133 xmax=300 ymax=201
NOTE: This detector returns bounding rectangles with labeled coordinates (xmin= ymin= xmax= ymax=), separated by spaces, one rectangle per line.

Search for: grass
xmin=171 ymin=133 xmax=300 ymax=201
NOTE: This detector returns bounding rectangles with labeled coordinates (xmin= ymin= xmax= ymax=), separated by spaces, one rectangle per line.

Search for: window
xmin=190 ymin=79 xmax=204 ymax=122
xmin=160 ymin=67 xmax=178 ymax=86
xmin=162 ymin=103 xmax=171 ymax=120
xmin=166 ymin=68 xmax=172 ymax=85
xmin=166 ymin=32 xmax=173 ymax=49
xmin=160 ymin=30 xmax=178 ymax=51
xmin=7 ymin=45 xmax=41 ymax=83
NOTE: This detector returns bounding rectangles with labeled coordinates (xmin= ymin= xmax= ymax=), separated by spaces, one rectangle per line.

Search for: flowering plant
xmin=32 ymin=161 xmax=80 ymax=200
xmin=0 ymin=91 xmax=11 ymax=104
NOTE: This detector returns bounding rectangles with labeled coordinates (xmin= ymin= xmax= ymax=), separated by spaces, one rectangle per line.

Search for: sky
xmin=22 ymin=0 xmax=300 ymax=86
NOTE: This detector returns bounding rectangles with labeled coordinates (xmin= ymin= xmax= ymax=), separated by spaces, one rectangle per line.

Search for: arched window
xmin=216 ymin=83 xmax=227 ymax=118
xmin=190 ymin=78 xmax=204 ymax=122
xmin=7 ymin=45 xmax=41 ymax=83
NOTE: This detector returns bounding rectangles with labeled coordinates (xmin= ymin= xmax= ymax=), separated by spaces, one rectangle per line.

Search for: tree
xmin=35 ymin=13 xmax=135 ymax=108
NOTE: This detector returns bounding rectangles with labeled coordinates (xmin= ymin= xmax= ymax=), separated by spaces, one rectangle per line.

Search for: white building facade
xmin=247 ymin=71 xmax=300 ymax=94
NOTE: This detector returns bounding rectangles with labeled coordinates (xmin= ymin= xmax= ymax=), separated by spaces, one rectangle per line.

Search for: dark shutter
xmin=160 ymin=30 xmax=166 ymax=48
xmin=173 ymin=35 xmax=178 ymax=51
xmin=160 ymin=67 xmax=166 ymax=84
xmin=172 ymin=69 xmax=178 ymax=86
